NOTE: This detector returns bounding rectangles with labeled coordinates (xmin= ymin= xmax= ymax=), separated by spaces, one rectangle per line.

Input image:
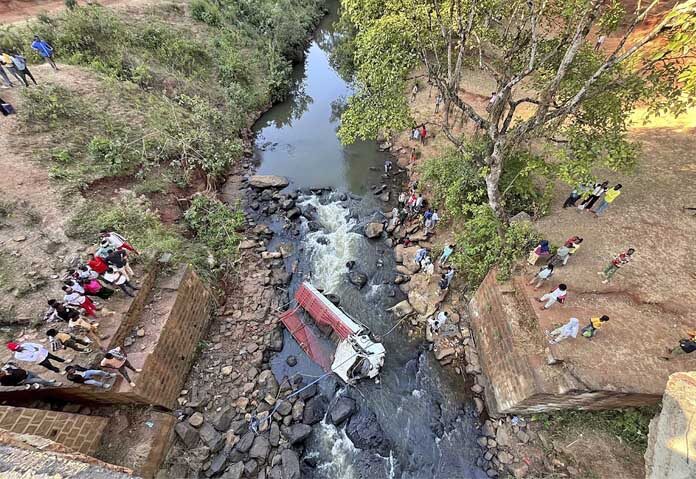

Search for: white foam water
xmin=314 ymin=420 xmax=359 ymax=479
xmin=301 ymin=196 xmax=363 ymax=292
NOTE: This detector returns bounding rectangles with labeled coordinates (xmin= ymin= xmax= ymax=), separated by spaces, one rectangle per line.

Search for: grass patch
xmin=535 ymin=406 xmax=659 ymax=452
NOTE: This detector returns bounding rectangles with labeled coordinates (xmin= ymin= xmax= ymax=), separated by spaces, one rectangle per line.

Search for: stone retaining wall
xmin=0 ymin=405 xmax=108 ymax=455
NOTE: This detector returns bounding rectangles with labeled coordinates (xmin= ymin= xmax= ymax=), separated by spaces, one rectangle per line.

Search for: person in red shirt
xmin=87 ymin=253 xmax=108 ymax=275
xmin=420 ymin=124 xmax=427 ymax=145
xmin=599 ymin=248 xmax=635 ymax=283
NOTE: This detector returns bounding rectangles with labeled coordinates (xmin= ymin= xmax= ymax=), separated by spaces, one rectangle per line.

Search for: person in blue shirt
xmin=30 ymin=36 xmax=58 ymax=71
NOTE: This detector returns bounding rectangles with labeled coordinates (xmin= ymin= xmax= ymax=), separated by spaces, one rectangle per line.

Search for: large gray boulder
xmin=346 ymin=410 xmax=390 ymax=456
xmin=249 ymin=175 xmax=289 ymax=189
xmin=281 ymin=449 xmax=301 ymax=479
xmin=281 ymin=424 xmax=312 ymax=445
xmin=302 ymin=395 xmax=329 ymax=425
xmin=364 ymin=222 xmax=384 ymax=239
xmin=330 ymin=396 xmax=357 ymax=425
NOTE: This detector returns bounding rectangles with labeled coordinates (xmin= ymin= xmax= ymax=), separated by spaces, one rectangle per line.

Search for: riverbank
xmin=377 ymin=62 xmax=690 ymax=477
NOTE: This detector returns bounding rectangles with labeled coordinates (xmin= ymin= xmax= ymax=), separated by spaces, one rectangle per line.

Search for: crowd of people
xmin=1 ymin=230 xmax=142 ymax=390
xmin=0 ymin=35 xmax=58 ymax=117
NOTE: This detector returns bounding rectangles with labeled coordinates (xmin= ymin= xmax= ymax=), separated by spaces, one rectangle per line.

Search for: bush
xmin=88 ymin=136 xmax=137 ymax=175
xmin=451 ymin=206 xmax=541 ymax=286
xmin=184 ymin=194 xmax=244 ymax=266
xmin=536 ymin=406 xmax=659 ymax=451
xmin=20 ymin=84 xmax=85 ymax=126
xmin=65 ymin=194 xmax=189 ymax=263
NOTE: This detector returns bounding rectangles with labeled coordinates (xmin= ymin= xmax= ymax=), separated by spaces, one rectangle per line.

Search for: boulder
xmin=286 ymin=207 xmax=301 ymax=220
xmin=207 ymin=450 xmax=228 ymax=476
xmin=509 ymin=211 xmax=532 ymax=224
xmin=235 ymin=431 xmax=255 ymax=453
xmin=281 ymin=449 xmax=301 ymax=479
xmin=248 ymin=175 xmax=289 ymax=189
xmin=269 ymin=422 xmax=280 ymax=447
xmin=346 ymin=410 xmax=389 ymax=456
xmin=330 ymin=396 xmax=357 ymax=425
xmin=188 ymin=412 xmax=204 ymax=428
xmin=199 ymin=423 xmax=225 ymax=452
xmin=495 ymin=423 xmax=513 ymax=448
xmin=388 ymin=300 xmax=413 ymax=318
xmin=364 ymin=222 xmax=384 ymax=239
xmin=347 ymin=271 xmax=368 ymax=289
xmin=302 ymin=395 xmax=329 ymax=425
xmin=213 ymin=408 xmax=236 ymax=432
xmin=434 ymin=348 xmax=455 ymax=361
xmin=282 ymin=424 xmax=312 ymax=445
xmin=175 ymin=422 xmax=200 ymax=448
xmin=222 ymin=462 xmax=244 ymax=479
xmin=249 ymin=435 xmax=271 ymax=461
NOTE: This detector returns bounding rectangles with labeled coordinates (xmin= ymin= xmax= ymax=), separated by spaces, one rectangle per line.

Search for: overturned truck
xmin=280 ymin=281 xmax=385 ymax=383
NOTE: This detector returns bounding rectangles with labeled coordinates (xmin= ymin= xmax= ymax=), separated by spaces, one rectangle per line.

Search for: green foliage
xmin=184 ymin=194 xmax=244 ymax=265
xmin=88 ymin=136 xmax=137 ymax=175
xmin=20 ymin=84 xmax=84 ymax=126
xmin=450 ymin=206 xmax=541 ymax=286
xmin=420 ymin=144 xmax=551 ymax=218
xmin=536 ymin=406 xmax=659 ymax=452
xmin=190 ymin=0 xmax=223 ymax=27
xmin=65 ymin=194 xmax=187 ymax=262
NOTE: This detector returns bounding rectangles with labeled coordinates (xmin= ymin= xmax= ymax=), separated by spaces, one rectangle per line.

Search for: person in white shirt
xmin=6 ymin=342 xmax=65 ymax=373
xmin=538 ymin=284 xmax=567 ymax=309
xmin=102 ymin=267 xmax=138 ymax=297
xmin=547 ymin=318 xmax=580 ymax=344
xmin=99 ymin=230 xmax=138 ymax=254
xmin=529 ymin=264 xmax=554 ymax=289
xmin=427 ymin=311 xmax=449 ymax=342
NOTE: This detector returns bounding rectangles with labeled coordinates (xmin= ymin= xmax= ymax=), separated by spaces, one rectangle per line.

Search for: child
xmin=581 ymin=315 xmax=610 ymax=339
xmin=538 ymin=284 xmax=567 ymax=309
xmin=529 ymin=264 xmax=554 ymax=289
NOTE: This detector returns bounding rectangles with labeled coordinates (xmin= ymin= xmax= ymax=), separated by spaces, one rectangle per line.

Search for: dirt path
xmin=0 ymin=0 xmax=154 ymax=25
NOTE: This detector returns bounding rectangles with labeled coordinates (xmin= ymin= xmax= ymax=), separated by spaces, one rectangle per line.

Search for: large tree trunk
xmin=485 ymin=140 xmax=508 ymax=237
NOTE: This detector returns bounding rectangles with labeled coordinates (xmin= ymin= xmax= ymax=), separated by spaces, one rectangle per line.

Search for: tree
xmin=339 ymin=0 xmax=695 ymax=226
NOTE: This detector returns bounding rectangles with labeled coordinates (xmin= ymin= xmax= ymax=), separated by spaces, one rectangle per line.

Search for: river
xmin=251 ymin=3 xmax=487 ymax=478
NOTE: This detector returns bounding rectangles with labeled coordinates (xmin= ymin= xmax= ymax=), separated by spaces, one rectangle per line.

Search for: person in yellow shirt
xmin=593 ymin=184 xmax=622 ymax=215
xmin=581 ymin=315 xmax=610 ymax=339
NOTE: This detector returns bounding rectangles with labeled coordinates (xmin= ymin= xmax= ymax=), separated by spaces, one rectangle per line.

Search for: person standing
xmin=10 ymin=53 xmax=37 ymax=87
xmin=547 ymin=317 xmax=580 ymax=344
xmin=398 ymin=192 xmax=407 ymax=209
xmin=578 ymin=181 xmax=608 ymax=211
xmin=599 ymin=248 xmax=635 ymax=283
xmin=435 ymin=93 xmax=442 ymax=113
xmin=384 ymin=159 xmax=393 ymax=174
xmin=581 ymin=315 xmax=610 ymax=339
xmin=538 ymin=284 xmax=567 ymax=309
xmin=31 ymin=36 xmax=58 ymax=70
xmin=411 ymin=83 xmax=418 ymax=102
xmin=563 ymin=184 xmax=588 ymax=208
xmin=7 ymin=342 xmax=65 ymax=373
xmin=594 ymin=34 xmax=607 ymax=51
xmin=593 ymin=184 xmax=622 ymax=215
xmin=527 ymin=240 xmax=551 ymax=265
xmin=414 ymin=193 xmax=424 ymax=212
xmin=0 ymin=53 xmax=25 ymax=86
xmin=426 ymin=310 xmax=448 ymax=343
xmin=414 ymin=247 xmax=428 ymax=268
xmin=100 ymin=347 xmax=141 ymax=387
xmin=547 ymin=244 xmax=570 ymax=267
xmin=420 ymin=125 xmax=427 ymax=145
xmin=0 ymin=363 xmax=59 ymax=389
xmin=444 ymin=266 xmax=455 ymax=287
xmin=0 ymin=63 xmax=14 ymax=88
xmin=529 ymin=264 xmax=554 ymax=289
xmin=410 ymin=147 xmax=417 ymax=165
xmin=430 ymin=209 xmax=440 ymax=229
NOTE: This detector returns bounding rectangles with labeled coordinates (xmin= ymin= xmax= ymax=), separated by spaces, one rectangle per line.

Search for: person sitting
xmin=44 ymin=299 xmax=80 ymax=323
xmin=46 ymin=329 xmax=91 ymax=353
xmin=62 ymin=285 xmax=97 ymax=317
xmin=76 ymin=264 xmax=99 ymax=281
xmin=581 ymin=315 xmax=610 ymax=339
xmin=527 ymin=240 xmax=551 ymax=265
xmin=427 ymin=310 xmax=448 ymax=341
xmin=0 ymin=362 xmax=59 ymax=389
xmin=65 ymin=365 xmax=114 ymax=388
xmin=95 ymin=240 xmax=113 ymax=259
xmin=99 ymin=230 xmax=138 ymax=254
xmin=87 ymin=253 xmax=109 ymax=275
xmin=106 ymin=248 xmax=134 ymax=277
xmin=661 ymin=331 xmax=696 ymax=360
xmin=100 ymin=347 xmax=141 ymax=387
xmin=102 ymin=267 xmax=138 ymax=297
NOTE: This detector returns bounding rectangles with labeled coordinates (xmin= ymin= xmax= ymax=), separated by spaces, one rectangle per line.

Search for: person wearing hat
xmin=7 ymin=342 xmax=65 ymax=373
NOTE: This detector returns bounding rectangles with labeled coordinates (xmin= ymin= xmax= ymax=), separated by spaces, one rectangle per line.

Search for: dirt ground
xmin=0 ymin=0 xmax=153 ymax=25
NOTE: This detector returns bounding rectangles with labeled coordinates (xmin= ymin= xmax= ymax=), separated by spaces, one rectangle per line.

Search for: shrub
xmin=190 ymin=0 xmax=223 ymax=27
xmin=451 ymin=206 xmax=541 ymax=286
xmin=65 ymin=194 xmax=186 ymax=262
xmin=184 ymin=194 xmax=244 ymax=266
xmin=20 ymin=84 xmax=84 ymax=126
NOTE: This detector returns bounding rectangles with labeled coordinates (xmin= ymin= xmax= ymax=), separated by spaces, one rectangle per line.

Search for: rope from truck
xmin=250 ymin=350 xmax=362 ymax=434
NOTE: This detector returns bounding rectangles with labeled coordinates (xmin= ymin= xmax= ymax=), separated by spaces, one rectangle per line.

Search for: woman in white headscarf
xmin=548 ymin=317 xmax=580 ymax=344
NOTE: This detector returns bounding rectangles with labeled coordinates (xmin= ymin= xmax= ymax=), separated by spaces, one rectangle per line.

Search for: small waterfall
xmin=313 ymin=421 xmax=359 ymax=479
xmin=302 ymin=196 xmax=363 ymax=292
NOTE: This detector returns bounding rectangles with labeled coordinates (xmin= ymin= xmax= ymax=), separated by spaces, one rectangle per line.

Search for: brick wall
xmin=135 ymin=266 xmax=213 ymax=408
xmin=0 ymin=406 xmax=108 ymax=455
xmin=468 ymin=269 xmax=671 ymax=415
